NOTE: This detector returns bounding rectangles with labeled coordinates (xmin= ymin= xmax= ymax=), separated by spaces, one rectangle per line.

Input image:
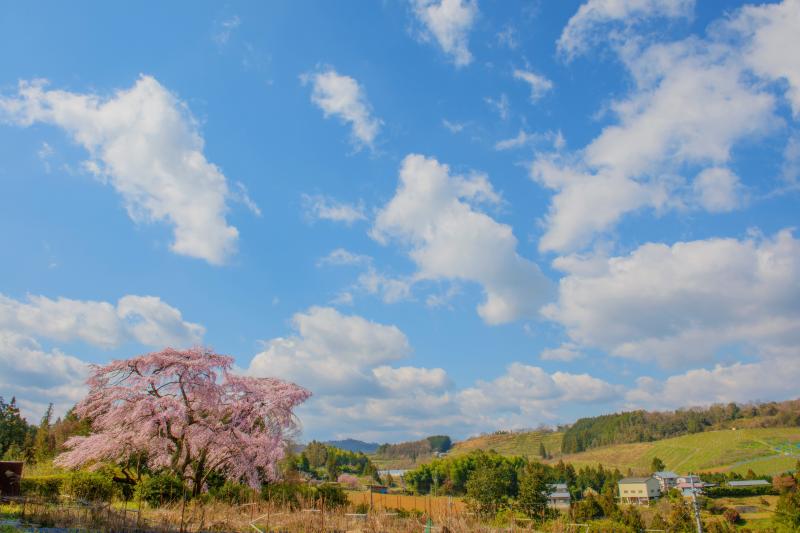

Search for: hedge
xmin=136 ymin=474 xmax=185 ymax=507
xmin=62 ymin=471 xmax=115 ymax=502
xmin=20 ymin=475 xmax=64 ymax=501
xmin=705 ymin=485 xmax=775 ymax=498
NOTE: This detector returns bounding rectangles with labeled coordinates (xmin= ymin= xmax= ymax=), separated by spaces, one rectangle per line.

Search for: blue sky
xmin=1 ymin=0 xmax=798 ymax=442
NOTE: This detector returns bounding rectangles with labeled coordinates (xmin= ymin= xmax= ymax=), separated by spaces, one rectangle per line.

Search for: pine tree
xmin=539 ymin=442 xmax=547 ymax=459
xmin=33 ymin=403 xmax=56 ymax=463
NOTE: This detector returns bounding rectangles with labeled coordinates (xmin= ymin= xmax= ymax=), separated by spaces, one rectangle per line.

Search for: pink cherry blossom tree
xmin=55 ymin=347 xmax=310 ymax=495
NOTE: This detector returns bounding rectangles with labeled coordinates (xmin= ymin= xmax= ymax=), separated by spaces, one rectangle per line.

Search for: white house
xmin=653 ymin=471 xmax=679 ymax=492
xmin=548 ymin=483 xmax=571 ymax=509
xmin=618 ymin=477 xmax=661 ymax=504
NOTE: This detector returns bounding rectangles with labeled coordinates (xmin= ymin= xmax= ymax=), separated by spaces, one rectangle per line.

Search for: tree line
xmin=561 ymin=399 xmax=800 ymax=453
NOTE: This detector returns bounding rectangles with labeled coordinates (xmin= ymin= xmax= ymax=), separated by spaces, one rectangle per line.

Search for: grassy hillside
xmin=449 ymin=431 xmax=564 ymax=459
xmin=429 ymin=427 xmax=800 ymax=477
xmin=556 ymin=427 xmax=800 ymax=475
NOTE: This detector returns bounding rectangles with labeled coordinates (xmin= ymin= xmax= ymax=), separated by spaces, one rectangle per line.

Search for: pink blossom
xmin=55 ymin=347 xmax=310 ymax=492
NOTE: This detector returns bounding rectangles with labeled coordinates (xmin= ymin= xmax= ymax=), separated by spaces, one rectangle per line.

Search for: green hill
xmin=556 ymin=427 xmax=800 ymax=475
xmin=449 ymin=430 xmax=564 ymax=459
xmin=434 ymin=427 xmax=800 ymax=476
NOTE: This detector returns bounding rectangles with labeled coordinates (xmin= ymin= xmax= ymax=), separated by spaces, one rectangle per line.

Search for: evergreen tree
xmin=33 ymin=403 xmax=56 ymax=462
xmin=650 ymin=456 xmax=665 ymax=472
xmin=0 ymin=397 xmax=31 ymax=458
xmin=516 ymin=462 xmax=551 ymax=521
xmin=539 ymin=442 xmax=547 ymax=459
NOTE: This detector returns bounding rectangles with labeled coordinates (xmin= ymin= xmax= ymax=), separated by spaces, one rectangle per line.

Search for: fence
xmin=347 ymin=491 xmax=467 ymax=516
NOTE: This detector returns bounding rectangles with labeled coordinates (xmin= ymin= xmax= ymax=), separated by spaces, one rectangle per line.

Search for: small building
xmin=677 ymin=475 xmax=702 ymax=485
xmin=726 ymin=479 xmax=770 ymax=488
xmin=0 ymin=462 xmax=23 ymax=497
xmin=548 ymin=483 xmax=571 ymax=509
xmin=653 ymin=471 xmax=679 ymax=492
xmin=618 ymin=477 xmax=660 ymax=504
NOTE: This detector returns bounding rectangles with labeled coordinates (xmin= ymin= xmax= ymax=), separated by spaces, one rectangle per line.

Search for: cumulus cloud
xmin=247 ymin=306 xmax=621 ymax=441
xmin=304 ymin=68 xmax=381 ymax=149
xmin=540 ymin=343 xmax=583 ymax=362
xmin=0 ymin=332 xmax=89 ymax=421
xmin=513 ymin=69 xmax=553 ymax=102
xmin=458 ymin=363 xmax=621 ymax=429
xmin=692 ymin=167 xmax=744 ymax=213
xmin=0 ymin=76 xmax=246 ymax=264
xmin=544 ymin=230 xmax=800 ymax=367
xmin=302 ymin=194 xmax=367 ymax=225
xmin=372 ymin=154 xmax=553 ymax=324
xmin=534 ymin=26 xmax=780 ymax=252
xmin=0 ymin=293 xmax=204 ymax=349
xmin=557 ymin=0 xmax=695 ymax=59
xmin=627 ymin=348 xmax=800 ymax=410
xmin=248 ymin=306 xmax=412 ymax=395
xmin=412 ymin=0 xmax=478 ymax=67
xmin=728 ymin=0 xmax=800 ymax=117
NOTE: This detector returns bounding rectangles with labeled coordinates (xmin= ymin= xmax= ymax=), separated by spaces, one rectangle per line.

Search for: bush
xmin=261 ymin=481 xmax=314 ymax=509
xmin=705 ymin=485 xmax=774 ymax=498
xmin=212 ymin=481 xmax=254 ymax=505
xmin=315 ymin=483 xmax=348 ymax=509
xmin=586 ymin=519 xmax=635 ymax=532
xmin=136 ymin=474 xmax=185 ymax=507
xmin=20 ymin=475 xmax=64 ymax=501
xmin=62 ymin=471 xmax=115 ymax=502
xmin=722 ymin=507 xmax=741 ymax=524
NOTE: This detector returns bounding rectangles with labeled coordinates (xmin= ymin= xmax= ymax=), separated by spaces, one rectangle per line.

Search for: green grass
xmin=555 ymin=427 xmax=800 ymax=475
xmin=449 ymin=431 xmax=564 ymax=460
xmin=417 ymin=427 xmax=800 ymax=476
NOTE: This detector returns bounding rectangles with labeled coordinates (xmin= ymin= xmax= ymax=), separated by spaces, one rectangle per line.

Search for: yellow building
xmin=618 ymin=477 xmax=660 ymax=504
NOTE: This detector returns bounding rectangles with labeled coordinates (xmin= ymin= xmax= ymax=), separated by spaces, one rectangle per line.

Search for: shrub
xmin=20 ymin=475 xmax=64 ymax=501
xmin=722 ymin=507 xmax=741 ymax=524
xmin=261 ymin=481 xmax=314 ymax=509
xmin=337 ymin=473 xmax=359 ymax=489
xmin=62 ymin=470 xmax=115 ymax=502
xmin=212 ymin=481 xmax=254 ymax=505
xmin=586 ymin=519 xmax=634 ymax=532
xmin=136 ymin=474 xmax=185 ymax=507
xmin=315 ymin=483 xmax=348 ymax=509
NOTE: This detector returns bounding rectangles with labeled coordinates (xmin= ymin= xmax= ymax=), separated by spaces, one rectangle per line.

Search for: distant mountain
xmin=323 ymin=438 xmax=380 ymax=453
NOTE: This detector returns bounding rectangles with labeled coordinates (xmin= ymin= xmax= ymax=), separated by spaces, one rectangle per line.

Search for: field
xmin=421 ymin=427 xmax=800 ymax=476
xmin=449 ymin=430 xmax=564 ymax=460
xmin=557 ymin=427 xmax=800 ymax=475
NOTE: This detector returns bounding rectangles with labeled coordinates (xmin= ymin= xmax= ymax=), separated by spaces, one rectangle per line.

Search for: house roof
xmin=553 ymin=483 xmax=568 ymax=490
xmin=728 ymin=479 xmax=770 ymax=486
xmin=549 ymin=492 xmax=571 ymax=498
xmin=619 ymin=477 xmax=654 ymax=484
xmin=654 ymin=471 xmax=678 ymax=478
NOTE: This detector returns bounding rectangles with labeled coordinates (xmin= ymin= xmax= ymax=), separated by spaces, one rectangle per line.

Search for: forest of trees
xmin=561 ymin=399 xmax=800 ymax=453
xmin=0 ymin=397 xmax=89 ymax=463
xmin=374 ymin=434 xmax=452 ymax=460
xmin=297 ymin=441 xmax=379 ymax=481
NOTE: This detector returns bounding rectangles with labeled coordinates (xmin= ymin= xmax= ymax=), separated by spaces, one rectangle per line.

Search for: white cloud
xmin=626 ymin=348 xmax=800 ymax=410
xmin=544 ymin=230 xmax=800 ymax=367
xmin=513 ymin=69 xmax=553 ymax=102
xmin=495 ymin=129 xmax=564 ymax=151
xmin=692 ymin=167 xmax=744 ymax=213
xmin=0 ymin=77 xmax=245 ymax=264
xmin=304 ymin=68 xmax=382 ymax=149
xmin=0 ymin=292 xmax=204 ymax=349
xmin=213 ymin=15 xmax=241 ymax=45
xmin=372 ymin=154 xmax=553 ymax=324
xmin=557 ymin=0 xmax=695 ymax=59
xmin=0 ymin=331 xmax=89 ymax=422
xmin=729 ymin=0 xmax=800 ymax=117
xmin=442 ymin=119 xmax=465 ymax=133
xmin=533 ymin=32 xmax=779 ymax=252
xmin=302 ymin=194 xmax=367 ymax=225
xmin=412 ymin=0 xmax=478 ymax=67
xmin=317 ymin=248 xmax=371 ymax=267
xmin=247 ymin=306 xmax=621 ymax=441
xmin=248 ymin=306 xmax=412 ymax=395
xmin=457 ymin=363 xmax=621 ymax=429
xmin=485 ymin=94 xmax=510 ymax=120
xmin=540 ymin=343 xmax=583 ymax=362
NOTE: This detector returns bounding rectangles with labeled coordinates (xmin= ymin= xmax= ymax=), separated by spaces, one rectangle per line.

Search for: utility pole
xmin=689 ymin=473 xmax=703 ymax=533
